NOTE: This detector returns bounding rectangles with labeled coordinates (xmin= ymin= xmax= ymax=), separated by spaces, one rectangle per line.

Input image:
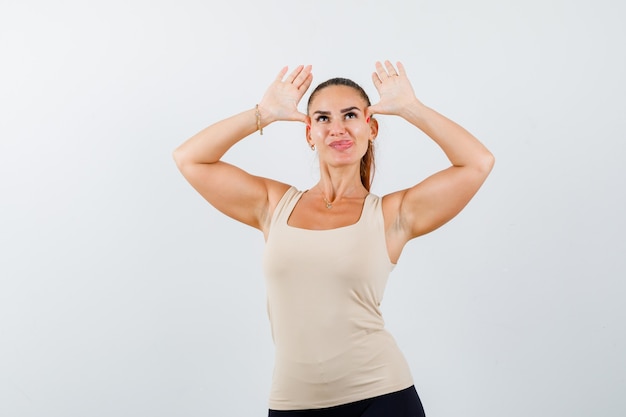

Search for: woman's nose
xmin=329 ymin=119 xmax=347 ymax=135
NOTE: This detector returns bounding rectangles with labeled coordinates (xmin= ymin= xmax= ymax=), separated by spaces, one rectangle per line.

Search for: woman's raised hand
xmin=368 ymin=61 xmax=421 ymax=118
xmin=258 ymin=65 xmax=313 ymax=125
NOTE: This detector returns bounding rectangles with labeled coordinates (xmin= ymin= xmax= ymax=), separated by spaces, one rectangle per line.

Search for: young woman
xmin=173 ymin=61 xmax=494 ymax=416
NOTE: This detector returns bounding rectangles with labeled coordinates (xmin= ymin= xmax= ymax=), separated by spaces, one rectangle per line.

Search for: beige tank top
xmin=263 ymin=187 xmax=413 ymax=410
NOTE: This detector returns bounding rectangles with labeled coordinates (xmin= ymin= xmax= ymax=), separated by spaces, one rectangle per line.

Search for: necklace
xmin=322 ymin=195 xmax=333 ymax=209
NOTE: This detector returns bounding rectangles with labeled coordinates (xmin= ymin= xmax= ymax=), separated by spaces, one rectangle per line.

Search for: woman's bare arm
xmin=172 ymin=65 xmax=313 ymax=231
xmin=369 ymin=61 xmax=494 ymax=260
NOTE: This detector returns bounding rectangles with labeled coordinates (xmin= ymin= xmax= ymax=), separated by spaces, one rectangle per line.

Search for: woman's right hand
xmin=257 ymin=65 xmax=313 ymax=125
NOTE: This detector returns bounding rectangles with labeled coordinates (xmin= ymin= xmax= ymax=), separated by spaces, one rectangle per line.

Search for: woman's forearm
xmin=401 ymin=101 xmax=494 ymax=171
xmin=173 ymin=66 xmax=311 ymax=168
xmin=172 ymin=107 xmax=265 ymax=166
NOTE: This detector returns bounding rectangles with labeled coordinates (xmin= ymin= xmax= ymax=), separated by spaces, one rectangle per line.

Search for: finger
xmin=293 ymin=110 xmax=309 ymax=124
xmin=384 ymin=60 xmax=397 ymax=76
xmin=286 ymin=65 xmax=304 ymax=83
xmin=374 ymin=61 xmax=387 ymax=78
xmin=367 ymin=104 xmax=380 ymax=116
xmin=293 ymin=65 xmax=312 ymax=88
xmin=298 ymin=72 xmax=314 ymax=93
xmin=371 ymin=71 xmax=382 ymax=87
xmin=276 ymin=66 xmax=289 ymax=81
xmin=396 ymin=61 xmax=406 ymax=76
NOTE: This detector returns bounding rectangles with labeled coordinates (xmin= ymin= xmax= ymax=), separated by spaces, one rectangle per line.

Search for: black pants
xmin=268 ymin=385 xmax=426 ymax=417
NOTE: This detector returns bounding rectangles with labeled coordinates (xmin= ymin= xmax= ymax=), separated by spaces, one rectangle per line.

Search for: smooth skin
xmin=173 ymin=61 xmax=494 ymax=263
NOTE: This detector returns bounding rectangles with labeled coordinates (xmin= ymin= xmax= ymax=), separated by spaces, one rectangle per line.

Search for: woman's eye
xmin=345 ymin=112 xmax=357 ymax=119
xmin=316 ymin=115 xmax=329 ymax=122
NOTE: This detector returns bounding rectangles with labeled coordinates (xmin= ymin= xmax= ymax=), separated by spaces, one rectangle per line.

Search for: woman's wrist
xmin=255 ymin=104 xmax=264 ymax=135
xmin=253 ymin=103 xmax=277 ymax=132
xmin=398 ymin=98 xmax=427 ymax=123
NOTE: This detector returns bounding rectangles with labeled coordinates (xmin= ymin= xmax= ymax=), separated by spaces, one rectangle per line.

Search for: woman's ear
xmin=305 ymin=117 xmax=313 ymax=148
xmin=369 ymin=117 xmax=379 ymax=141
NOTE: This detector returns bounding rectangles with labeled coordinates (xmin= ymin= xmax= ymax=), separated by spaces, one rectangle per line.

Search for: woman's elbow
xmin=468 ymin=151 xmax=495 ymax=180
xmin=172 ymin=147 xmax=191 ymax=172
xmin=482 ymin=151 xmax=495 ymax=173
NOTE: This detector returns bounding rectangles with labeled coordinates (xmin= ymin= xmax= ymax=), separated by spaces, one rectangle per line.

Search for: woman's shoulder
xmin=261 ymin=181 xmax=298 ymax=233
xmin=379 ymin=189 xmax=408 ymax=231
xmin=380 ymin=188 xmax=405 ymax=210
xmin=267 ymin=181 xmax=298 ymax=205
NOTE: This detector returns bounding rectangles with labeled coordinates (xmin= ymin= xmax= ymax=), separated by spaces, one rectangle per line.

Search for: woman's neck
xmin=315 ymin=174 xmax=367 ymax=203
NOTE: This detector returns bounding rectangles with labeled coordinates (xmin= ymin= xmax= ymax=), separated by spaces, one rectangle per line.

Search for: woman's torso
xmin=262 ymin=187 xmax=413 ymax=410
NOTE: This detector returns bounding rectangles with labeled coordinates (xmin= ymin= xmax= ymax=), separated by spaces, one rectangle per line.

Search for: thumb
xmin=293 ymin=111 xmax=309 ymax=124
xmin=367 ymin=104 xmax=381 ymax=117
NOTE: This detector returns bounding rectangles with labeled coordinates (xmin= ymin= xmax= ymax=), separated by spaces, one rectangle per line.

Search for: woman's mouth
xmin=329 ymin=140 xmax=354 ymax=150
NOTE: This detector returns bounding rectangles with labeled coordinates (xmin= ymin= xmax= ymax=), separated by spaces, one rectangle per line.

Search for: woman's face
xmin=307 ymin=85 xmax=375 ymax=167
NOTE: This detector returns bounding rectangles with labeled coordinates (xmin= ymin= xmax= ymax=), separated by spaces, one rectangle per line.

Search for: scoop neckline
xmin=285 ymin=189 xmax=371 ymax=232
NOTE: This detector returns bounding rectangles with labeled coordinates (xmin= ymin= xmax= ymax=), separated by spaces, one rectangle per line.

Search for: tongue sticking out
xmin=330 ymin=140 xmax=353 ymax=150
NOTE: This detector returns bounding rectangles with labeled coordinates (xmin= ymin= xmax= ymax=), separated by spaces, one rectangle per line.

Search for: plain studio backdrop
xmin=1 ymin=1 xmax=624 ymax=416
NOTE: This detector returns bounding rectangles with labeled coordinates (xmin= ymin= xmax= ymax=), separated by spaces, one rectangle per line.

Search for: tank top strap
xmin=360 ymin=192 xmax=384 ymax=229
xmin=270 ymin=186 xmax=303 ymax=228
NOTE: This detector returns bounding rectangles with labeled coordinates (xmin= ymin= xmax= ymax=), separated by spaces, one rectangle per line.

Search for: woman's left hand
xmin=368 ymin=61 xmax=421 ymax=118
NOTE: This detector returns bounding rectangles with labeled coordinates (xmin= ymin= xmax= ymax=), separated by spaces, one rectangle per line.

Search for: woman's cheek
xmin=312 ymin=128 xmax=326 ymax=141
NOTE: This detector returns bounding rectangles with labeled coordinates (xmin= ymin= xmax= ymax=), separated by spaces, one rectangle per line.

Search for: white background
xmin=1 ymin=1 xmax=624 ymax=416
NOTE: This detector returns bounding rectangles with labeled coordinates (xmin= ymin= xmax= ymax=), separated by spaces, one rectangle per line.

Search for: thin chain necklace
xmin=318 ymin=185 xmax=366 ymax=209
xmin=322 ymin=195 xmax=333 ymax=209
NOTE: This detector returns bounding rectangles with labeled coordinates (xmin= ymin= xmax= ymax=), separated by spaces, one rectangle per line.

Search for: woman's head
xmin=306 ymin=78 xmax=377 ymax=191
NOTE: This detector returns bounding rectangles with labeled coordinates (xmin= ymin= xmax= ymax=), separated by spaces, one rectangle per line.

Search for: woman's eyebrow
xmin=312 ymin=106 xmax=361 ymax=116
